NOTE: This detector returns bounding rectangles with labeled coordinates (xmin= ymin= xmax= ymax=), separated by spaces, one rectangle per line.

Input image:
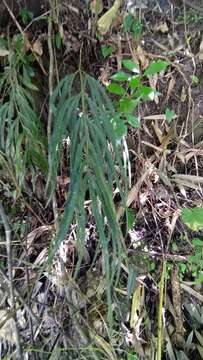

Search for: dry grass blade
xmin=180 ymin=283 xmax=203 ymax=303
xmin=117 ymin=166 xmax=151 ymax=220
xmin=172 ymin=174 xmax=203 ymax=190
xmin=157 ymin=260 xmax=166 ymax=360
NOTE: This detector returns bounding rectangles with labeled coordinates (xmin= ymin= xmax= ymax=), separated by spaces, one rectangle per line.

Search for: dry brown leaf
xmin=143 ymin=114 xmax=167 ymax=121
xmin=198 ymin=39 xmax=203 ymax=61
xmin=117 ymin=167 xmax=152 ymax=220
xmin=27 ymin=225 xmax=52 ymax=255
xmin=23 ymin=32 xmax=31 ymax=52
xmin=33 ymin=38 xmax=43 ymax=56
xmin=99 ymin=65 xmax=110 ymax=86
xmin=166 ymin=76 xmax=175 ymax=102
xmin=152 ymin=120 xmax=164 ymax=143
xmin=90 ymin=0 xmax=103 ymax=14
xmin=180 ymin=86 xmax=187 ymax=102
xmin=172 ymin=174 xmax=203 ymax=189
xmin=185 ymin=150 xmax=203 ymax=163
xmin=171 ymin=265 xmax=185 ymax=346
xmin=136 ymin=45 xmax=149 ymax=70
xmin=155 ymin=21 xmax=169 ymax=33
xmin=130 ymin=281 xmax=145 ymax=329
xmin=148 ymin=74 xmax=159 ymax=104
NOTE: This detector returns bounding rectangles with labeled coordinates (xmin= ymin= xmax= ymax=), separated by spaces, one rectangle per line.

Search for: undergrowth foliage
xmin=0 ymin=35 xmax=47 ymax=192
xmin=48 ymin=71 xmax=128 ymax=324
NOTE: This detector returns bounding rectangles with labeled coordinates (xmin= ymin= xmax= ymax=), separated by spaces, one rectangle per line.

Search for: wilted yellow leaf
xmin=130 ymin=282 xmax=144 ymax=328
xmin=90 ymin=0 xmax=103 ymax=14
xmin=97 ymin=0 xmax=121 ymax=35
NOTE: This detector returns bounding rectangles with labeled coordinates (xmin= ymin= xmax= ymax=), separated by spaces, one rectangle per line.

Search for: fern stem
xmin=48 ymin=1 xmax=59 ymax=229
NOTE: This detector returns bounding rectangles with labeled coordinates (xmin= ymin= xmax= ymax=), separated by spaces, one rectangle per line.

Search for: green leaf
xmin=107 ymin=83 xmax=126 ymax=95
xmin=122 ymin=59 xmax=140 ymax=73
xmin=129 ymin=75 xmax=140 ymax=89
xmin=119 ymin=98 xmax=138 ymax=113
xmin=191 ymin=75 xmax=199 ymax=84
xmin=124 ymin=14 xmax=134 ymax=32
xmin=127 ymin=266 xmax=137 ymax=299
xmin=55 ymin=32 xmax=62 ymax=49
xmin=21 ymin=78 xmax=38 ymax=91
xmin=136 ymin=86 xmax=161 ymax=101
xmin=144 ymin=60 xmax=170 ymax=76
xmin=19 ymin=9 xmax=33 ymax=25
xmin=112 ymin=115 xmax=127 ymax=139
xmin=195 ymin=273 xmax=203 ymax=285
xmin=101 ymin=44 xmax=114 ymax=58
xmin=192 ymin=238 xmax=202 ymax=247
xmin=132 ymin=19 xmax=142 ymax=38
xmin=127 ymin=354 xmax=138 ymax=360
xmin=126 ymin=208 xmax=136 ymax=231
xmin=111 ymin=71 xmax=130 ymax=82
xmin=181 ymin=207 xmax=203 ymax=231
xmin=126 ymin=114 xmax=140 ymax=128
xmin=165 ymin=108 xmax=175 ymax=124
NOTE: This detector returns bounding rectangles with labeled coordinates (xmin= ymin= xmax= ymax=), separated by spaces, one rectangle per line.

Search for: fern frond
xmin=48 ymin=71 xmax=128 ymax=330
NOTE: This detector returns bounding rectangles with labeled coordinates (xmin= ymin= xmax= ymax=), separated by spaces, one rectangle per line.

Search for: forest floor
xmin=0 ymin=0 xmax=203 ymax=359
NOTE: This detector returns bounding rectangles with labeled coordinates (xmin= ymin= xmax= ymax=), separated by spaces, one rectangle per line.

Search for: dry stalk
xmin=0 ymin=202 xmax=23 ymax=358
xmin=0 ymin=268 xmax=40 ymax=324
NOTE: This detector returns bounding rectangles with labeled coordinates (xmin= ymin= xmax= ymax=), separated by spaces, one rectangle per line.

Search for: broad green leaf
xmin=181 ymin=207 xmax=203 ymax=231
xmin=122 ymin=59 xmax=140 ymax=73
xmin=144 ymin=60 xmax=170 ymax=76
xmin=111 ymin=71 xmax=130 ymax=81
xmin=107 ymin=83 xmax=125 ymax=95
xmin=135 ymin=86 xmax=161 ymax=101
xmin=126 ymin=114 xmax=140 ymax=128
xmin=101 ymin=44 xmax=114 ymax=58
xmin=119 ymin=98 xmax=138 ymax=113
xmin=129 ymin=75 xmax=140 ymax=89
xmin=165 ymin=108 xmax=175 ymax=124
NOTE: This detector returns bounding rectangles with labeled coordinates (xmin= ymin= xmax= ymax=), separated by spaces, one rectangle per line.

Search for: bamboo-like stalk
xmin=157 ymin=260 xmax=166 ymax=360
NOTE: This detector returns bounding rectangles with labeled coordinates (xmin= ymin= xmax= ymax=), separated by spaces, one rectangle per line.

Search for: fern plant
xmin=0 ymin=34 xmax=47 ymax=193
xmin=48 ymin=70 xmax=128 ymax=325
